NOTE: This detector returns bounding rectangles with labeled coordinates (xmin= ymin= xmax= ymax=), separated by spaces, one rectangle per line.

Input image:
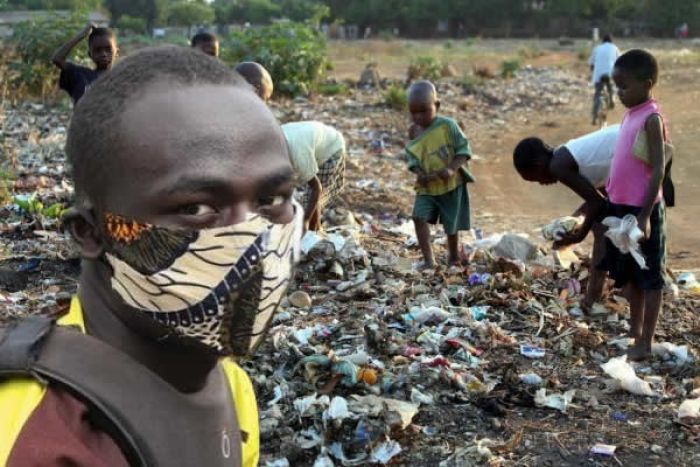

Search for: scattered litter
xmin=520 ymin=344 xmax=546 ymax=359
xmin=535 ymin=388 xmax=576 ymax=413
xmin=678 ymin=398 xmax=700 ymax=419
xmin=590 ymin=443 xmax=617 ymax=456
xmin=602 ymin=215 xmax=647 ymax=269
xmin=601 ymin=356 xmax=656 ymax=396
xmin=519 ymin=373 xmax=543 ymax=385
xmin=369 ymin=440 xmax=402 ymax=465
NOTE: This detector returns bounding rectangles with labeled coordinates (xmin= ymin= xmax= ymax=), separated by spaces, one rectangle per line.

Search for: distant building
xmin=0 ymin=10 xmax=109 ymax=37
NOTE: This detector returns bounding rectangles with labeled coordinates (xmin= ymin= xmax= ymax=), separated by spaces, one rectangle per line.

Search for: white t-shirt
xmin=561 ymin=124 xmax=619 ymax=188
xmin=589 ymin=42 xmax=620 ymax=84
xmin=282 ymin=121 xmax=346 ymax=183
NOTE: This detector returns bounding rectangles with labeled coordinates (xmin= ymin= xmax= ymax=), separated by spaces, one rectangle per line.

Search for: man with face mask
xmin=0 ymin=47 xmax=302 ymax=466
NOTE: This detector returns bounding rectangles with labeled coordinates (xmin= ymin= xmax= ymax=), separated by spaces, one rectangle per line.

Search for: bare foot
xmin=627 ymin=343 xmax=652 ymax=361
xmin=580 ymin=297 xmax=594 ymax=315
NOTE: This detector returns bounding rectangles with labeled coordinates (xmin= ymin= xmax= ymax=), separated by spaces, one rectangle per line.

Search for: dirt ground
xmin=329 ymin=39 xmax=700 ymax=272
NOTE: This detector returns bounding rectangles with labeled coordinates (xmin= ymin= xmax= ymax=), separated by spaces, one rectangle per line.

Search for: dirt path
xmin=468 ymin=65 xmax=700 ymax=271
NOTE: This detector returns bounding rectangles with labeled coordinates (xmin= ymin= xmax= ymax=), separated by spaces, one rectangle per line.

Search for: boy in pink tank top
xmin=600 ymin=49 xmax=668 ymax=361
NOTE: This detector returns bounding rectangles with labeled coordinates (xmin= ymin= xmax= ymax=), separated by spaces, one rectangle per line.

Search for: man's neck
xmin=78 ymin=260 xmax=219 ymax=393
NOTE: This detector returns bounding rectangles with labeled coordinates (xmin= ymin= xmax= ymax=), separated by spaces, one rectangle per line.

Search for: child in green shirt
xmin=405 ymin=81 xmax=475 ymax=268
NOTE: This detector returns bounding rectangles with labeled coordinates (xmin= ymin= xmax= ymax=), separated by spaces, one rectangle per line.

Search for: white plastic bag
xmin=602 ymin=214 xmax=648 ymax=269
xmin=678 ymin=398 xmax=700 ymax=419
xmin=542 ymin=216 xmax=582 ymax=241
xmin=600 ymin=356 xmax=656 ymax=396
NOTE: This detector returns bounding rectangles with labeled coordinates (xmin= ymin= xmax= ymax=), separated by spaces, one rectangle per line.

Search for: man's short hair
xmin=615 ymin=49 xmax=659 ymax=84
xmin=191 ymin=32 xmax=217 ymax=47
xmin=66 ymin=46 xmax=246 ymax=208
xmin=88 ymin=27 xmax=115 ymax=45
xmin=602 ymin=34 xmax=613 ymax=43
xmin=513 ymin=137 xmax=550 ymax=172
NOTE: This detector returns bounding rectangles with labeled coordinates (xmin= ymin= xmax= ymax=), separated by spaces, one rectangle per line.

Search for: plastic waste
xmin=296 ymin=428 xmax=324 ymax=449
xmin=265 ymin=459 xmax=290 ymax=467
xmin=590 ymin=444 xmax=616 ymax=456
xmin=519 ymin=373 xmax=543 ymax=385
xmin=370 ymin=440 xmax=402 ymax=464
xmin=652 ymin=342 xmax=691 ymax=364
xmin=312 ymin=449 xmax=335 ymax=467
xmin=600 ymin=356 xmax=656 ymax=396
xmin=410 ymin=387 xmax=435 ymax=405
xmin=542 ymin=216 xmax=582 ymax=241
xmin=534 ymin=388 xmax=576 ymax=413
xmin=469 ymin=306 xmax=490 ymax=321
xmin=520 ymin=344 xmax=546 ymax=359
xmin=602 ymin=215 xmax=647 ymax=269
xmin=324 ymin=396 xmax=350 ymax=423
xmin=678 ymin=398 xmax=700 ymax=419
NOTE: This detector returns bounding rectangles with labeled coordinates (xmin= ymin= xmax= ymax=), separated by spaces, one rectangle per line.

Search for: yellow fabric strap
xmin=0 ymin=297 xmax=259 ymax=467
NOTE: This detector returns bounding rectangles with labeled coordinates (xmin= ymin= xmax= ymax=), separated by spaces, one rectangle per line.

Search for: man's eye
xmin=177 ymin=204 xmax=216 ymax=216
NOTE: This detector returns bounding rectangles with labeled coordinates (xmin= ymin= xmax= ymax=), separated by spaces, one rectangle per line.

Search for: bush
xmin=458 ymin=73 xmax=483 ymax=93
xmin=383 ymin=84 xmax=407 ymax=111
xmin=518 ymin=46 xmax=544 ymax=59
xmin=577 ymin=45 xmax=590 ymax=62
xmin=221 ymin=22 xmax=329 ymax=97
xmin=407 ymin=55 xmax=442 ymax=82
xmin=500 ymin=58 xmax=521 ymax=79
xmin=116 ymin=15 xmax=147 ymax=35
xmin=317 ymin=81 xmax=348 ymax=96
xmin=4 ymin=13 xmax=88 ymax=100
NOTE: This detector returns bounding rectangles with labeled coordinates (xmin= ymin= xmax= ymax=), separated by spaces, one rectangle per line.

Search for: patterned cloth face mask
xmin=100 ymin=202 xmax=303 ymax=356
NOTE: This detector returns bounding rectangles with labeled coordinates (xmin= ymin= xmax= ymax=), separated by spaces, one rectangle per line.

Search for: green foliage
xmin=458 ymin=73 xmax=483 ymax=93
xmin=12 ymin=193 xmax=65 ymax=219
xmin=518 ymin=46 xmax=544 ymax=59
xmin=168 ymin=1 xmax=215 ymax=28
xmin=407 ymin=55 xmax=442 ymax=81
xmin=4 ymin=0 xmax=101 ymax=10
xmin=500 ymin=58 xmax=521 ymax=79
xmin=116 ymin=15 xmax=147 ymax=34
xmin=5 ymin=13 xmax=89 ymax=99
xmin=383 ymin=84 xmax=407 ymax=111
xmin=213 ymin=0 xmax=280 ymax=24
xmin=577 ymin=45 xmax=590 ymax=61
xmin=317 ymin=81 xmax=348 ymax=96
xmin=221 ymin=22 xmax=328 ymax=97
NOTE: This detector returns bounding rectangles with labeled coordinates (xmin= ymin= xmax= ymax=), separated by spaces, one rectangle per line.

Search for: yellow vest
xmin=0 ymin=297 xmax=259 ymax=466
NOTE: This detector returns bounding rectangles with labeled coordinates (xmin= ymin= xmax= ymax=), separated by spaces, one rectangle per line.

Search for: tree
xmin=168 ymin=0 xmax=215 ymax=34
xmin=213 ymin=0 xmax=280 ymax=25
xmin=103 ymin=0 xmax=170 ymax=32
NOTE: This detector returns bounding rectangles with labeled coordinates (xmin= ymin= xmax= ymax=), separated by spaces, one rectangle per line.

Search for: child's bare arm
xmin=550 ymin=147 xmax=605 ymax=247
xmin=638 ymin=115 xmax=666 ymax=238
xmin=52 ymin=22 xmax=93 ymax=69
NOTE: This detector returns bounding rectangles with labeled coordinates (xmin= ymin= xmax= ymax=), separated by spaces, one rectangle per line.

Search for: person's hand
xmin=637 ymin=213 xmax=650 ymax=241
xmin=81 ymin=22 xmax=95 ymax=37
xmin=438 ymin=167 xmax=455 ymax=180
xmin=416 ymin=172 xmax=431 ymax=186
xmin=553 ymin=227 xmax=587 ymax=250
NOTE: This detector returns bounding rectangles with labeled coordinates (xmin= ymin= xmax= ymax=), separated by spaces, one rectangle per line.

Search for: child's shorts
xmin=412 ymin=183 xmax=470 ymax=235
xmin=597 ymin=202 xmax=666 ymax=290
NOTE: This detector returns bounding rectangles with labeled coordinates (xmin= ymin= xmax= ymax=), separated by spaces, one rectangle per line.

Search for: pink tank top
xmin=606 ymin=99 xmax=664 ymax=207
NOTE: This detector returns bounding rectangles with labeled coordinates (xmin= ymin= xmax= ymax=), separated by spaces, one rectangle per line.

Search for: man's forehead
xmin=109 ymin=83 xmax=288 ymax=190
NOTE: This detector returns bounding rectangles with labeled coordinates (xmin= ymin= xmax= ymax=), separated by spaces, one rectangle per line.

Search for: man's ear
xmin=435 ymin=100 xmax=441 ymax=111
xmin=63 ymin=207 xmax=104 ymax=259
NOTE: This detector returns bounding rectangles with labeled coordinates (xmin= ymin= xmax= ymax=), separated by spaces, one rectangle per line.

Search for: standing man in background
xmin=589 ymin=34 xmax=620 ymax=125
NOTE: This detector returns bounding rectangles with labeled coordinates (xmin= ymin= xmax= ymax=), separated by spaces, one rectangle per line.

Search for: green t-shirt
xmin=405 ymin=115 xmax=474 ymax=196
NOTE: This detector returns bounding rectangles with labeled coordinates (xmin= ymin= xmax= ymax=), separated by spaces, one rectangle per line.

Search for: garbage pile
xmin=0 ymin=103 xmax=77 ymax=318
xmin=2 ymin=67 xmax=699 ymax=465
xmin=248 ymin=216 xmax=700 ymax=466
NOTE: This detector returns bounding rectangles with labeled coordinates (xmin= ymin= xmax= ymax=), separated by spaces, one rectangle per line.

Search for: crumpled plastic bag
xmin=678 ymin=398 xmax=700 ymax=419
xmin=601 ymin=356 xmax=656 ymax=396
xmin=542 ymin=216 xmax=582 ymax=241
xmin=534 ymin=388 xmax=576 ymax=413
xmin=602 ymin=214 xmax=648 ymax=269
